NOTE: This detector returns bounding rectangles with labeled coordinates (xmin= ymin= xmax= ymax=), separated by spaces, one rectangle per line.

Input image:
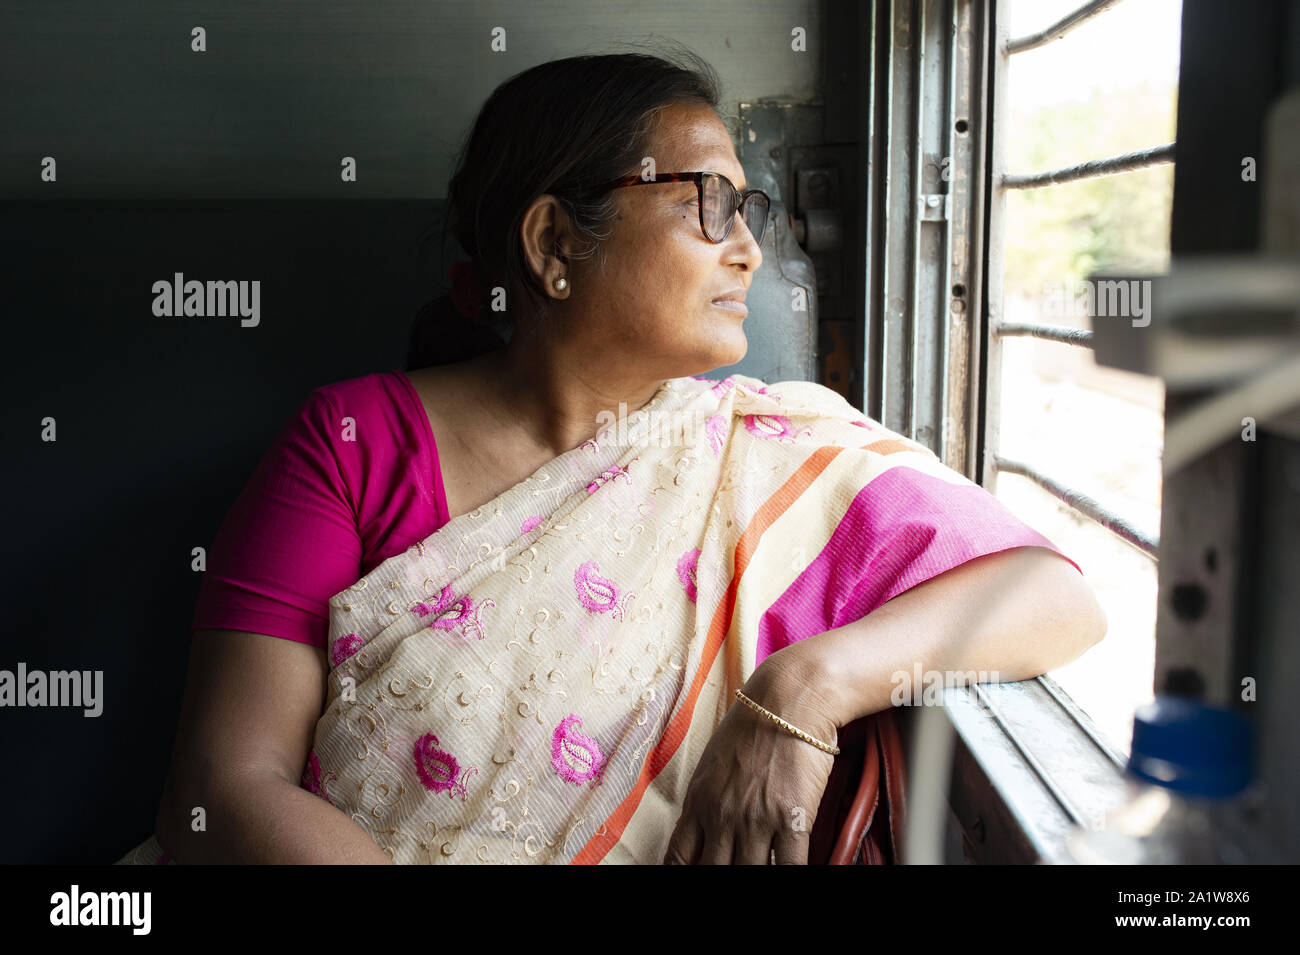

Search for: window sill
xmin=939 ymin=676 xmax=1132 ymax=864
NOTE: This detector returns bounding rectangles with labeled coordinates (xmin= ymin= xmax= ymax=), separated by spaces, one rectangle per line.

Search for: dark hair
xmin=406 ymin=44 xmax=724 ymax=371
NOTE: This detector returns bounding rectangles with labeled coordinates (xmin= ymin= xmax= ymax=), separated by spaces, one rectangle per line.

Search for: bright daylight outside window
xmin=992 ymin=0 xmax=1182 ymax=754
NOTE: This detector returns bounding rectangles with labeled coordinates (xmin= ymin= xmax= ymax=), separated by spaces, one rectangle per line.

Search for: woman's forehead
xmin=652 ymin=151 xmax=748 ymax=191
xmin=647 ymin=108 xmax=745 ymax=185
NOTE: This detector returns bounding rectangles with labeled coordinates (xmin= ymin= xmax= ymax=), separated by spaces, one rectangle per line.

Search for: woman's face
xmin=543 ymin=101 xmax=765 ymax=379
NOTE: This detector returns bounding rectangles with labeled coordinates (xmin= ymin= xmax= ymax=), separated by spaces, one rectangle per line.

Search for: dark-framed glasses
xmin=596 ymin=171 xmax=770 ymax=245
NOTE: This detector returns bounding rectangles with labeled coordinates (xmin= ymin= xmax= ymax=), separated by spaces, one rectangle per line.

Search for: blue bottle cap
xmin=1127 ymin=696 xmax=1253 ymax=798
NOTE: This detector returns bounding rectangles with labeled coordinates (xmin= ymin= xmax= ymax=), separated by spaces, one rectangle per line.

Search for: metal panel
xmin=881 ymin=0 xmax=919 ymax=437
xmin=705 ymin=102 xmax=819 ymax=384
xmin=979 ymin=2 xmax=1011 ymax=491
xmin=861 ymin=0 xmax=889 ymax=421
xmin=911 ymin=0 xmax=951 ymax=454
xmin=858 ymin=0 xmax=985 ymax=471
xmin=1157 ymin=0 xmax=1289 ymax=706
xmin=1157 ymin=0 xmax=1300 ymax=863
xmin=944 ymin=0 xmax=989 ymax=481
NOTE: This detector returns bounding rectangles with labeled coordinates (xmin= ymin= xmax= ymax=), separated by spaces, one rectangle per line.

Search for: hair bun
xmin=406 ymin=293 xmax=506 ymax=370
xmin=448 ymin=260 xmax=483 ymax=319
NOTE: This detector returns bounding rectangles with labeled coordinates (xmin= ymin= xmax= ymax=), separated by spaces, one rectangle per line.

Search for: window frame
xmin=859 ymin=0 xmax=1176 ymax=863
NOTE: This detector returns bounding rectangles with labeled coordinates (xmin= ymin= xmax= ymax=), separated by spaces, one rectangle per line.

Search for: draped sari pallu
xmin=113 ymin=372 xmax=1071 ymax=866
xmin=297 ymin=373 xmax=1073 ymax=865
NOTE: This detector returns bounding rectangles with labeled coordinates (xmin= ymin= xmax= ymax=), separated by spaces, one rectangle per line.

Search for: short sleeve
xmin=829 ymin=461 xmax=1083 ymax=629
xmin=754 ymin=447 xmax=1084 ymax=665
xmin=190 ymin=390 xmax=363 ymax=650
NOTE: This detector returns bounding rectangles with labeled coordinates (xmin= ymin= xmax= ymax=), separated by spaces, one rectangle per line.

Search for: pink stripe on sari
xmin=755 ymin=466 xmax=1081 ymax=666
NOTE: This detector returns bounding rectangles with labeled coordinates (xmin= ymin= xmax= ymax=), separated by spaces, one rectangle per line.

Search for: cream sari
xmin=299 ymin=373 xmax=1073 ymax=864
xmin=118 ymin=372 xmax=1073 ymax=865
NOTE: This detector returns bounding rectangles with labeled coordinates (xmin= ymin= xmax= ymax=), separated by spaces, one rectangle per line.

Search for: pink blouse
xmin=190 ymin=370 xmax=449 ymax=650
xmin=192 ymin=370 xmax=1082 ymax=656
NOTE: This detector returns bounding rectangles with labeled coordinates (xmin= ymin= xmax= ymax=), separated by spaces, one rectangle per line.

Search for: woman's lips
xmin=710 ymin=300 xmax=748 ymax=316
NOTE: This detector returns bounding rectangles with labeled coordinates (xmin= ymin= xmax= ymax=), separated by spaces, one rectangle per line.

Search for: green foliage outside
xmin=1002 ymin=81 xmax=1179 ymax=301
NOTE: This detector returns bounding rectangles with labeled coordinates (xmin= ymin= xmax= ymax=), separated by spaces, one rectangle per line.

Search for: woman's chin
xmin=700 ymin=324 xmax=748 ymax=368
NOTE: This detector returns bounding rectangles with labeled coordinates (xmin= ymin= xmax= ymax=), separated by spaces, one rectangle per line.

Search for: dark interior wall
xmin=0 ymin=1 xmax=821 ymax=863
xmin=0 ymin=200 xmax=443 ymax=863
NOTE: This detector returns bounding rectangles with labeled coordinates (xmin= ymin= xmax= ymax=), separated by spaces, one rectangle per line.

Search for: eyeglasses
xmin=596 ymin=171 xmax=770 ymax=245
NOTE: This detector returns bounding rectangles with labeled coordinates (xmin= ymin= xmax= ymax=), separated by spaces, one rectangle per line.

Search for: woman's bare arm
xmin=154 ymin=629 xmax=394 ymax=864
xmin=751 ymin=546 xmax=1109 ymax=729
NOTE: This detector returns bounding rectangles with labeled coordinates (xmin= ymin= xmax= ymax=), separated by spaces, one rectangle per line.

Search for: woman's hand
xmin=662 ymin=653 xmax=841 ymax=864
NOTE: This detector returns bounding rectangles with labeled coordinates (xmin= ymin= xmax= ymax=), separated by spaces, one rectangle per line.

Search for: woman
xmin=124 ymin=49 xmax=1105 ymax=865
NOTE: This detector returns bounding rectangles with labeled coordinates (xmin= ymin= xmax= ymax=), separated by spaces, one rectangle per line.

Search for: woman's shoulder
xmin=280 ymin=371 xmax=420 ymax=461
xmin=308 ymin=369 xmax=409 ymax=412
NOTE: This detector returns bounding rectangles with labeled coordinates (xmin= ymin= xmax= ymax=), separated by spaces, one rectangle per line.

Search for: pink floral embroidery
xmin=585 ymin=463 xmax=632 ymax=494
xmin=851 ymin=419 xmax=875 ymax=431
xmin=412 ymin=584 xmax=453 ymax=618
xmin=413 ymin=585 xmax=474 ymax=631
xmin=744 ymin=413 xmax=797 ymax=440
xmin=414 ymin=584 xmax=490 ymax=640
xmin=413 ymin=732 xmax=460 ymax=794
xmin=300 ymin=748 xmax=337 ymax=804
xmin=676 ymin=548 xmax=701 ymax=603
xmin=521 ymin=515 xmax=544 ymax=534
xmin=574 ymin=560 xmax=634 ymax=620
xmin=551 ymin=714 xmax=604 ymax=786
xmin=705 ymin=414 xmax=727 ymax=457
xmin=331 ymin=632 xmax=363 ymax=666
xmin=709 ymin=375 xmax=737 ymax=397
xmin=433 ymin=595 xmax=475 ymax=631
xmin=441 ymin=595 xmax=478 ymax=631
xmin=457 ymin=596 xmax=494 ymax=641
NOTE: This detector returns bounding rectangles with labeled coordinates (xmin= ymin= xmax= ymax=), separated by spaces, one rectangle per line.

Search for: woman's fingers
xmin=733 ymin=826 xmax=777 ymax=864
xmin=696 ymin=827 xmax=734 ymax=865
xmin=662 ymin=696 xmax=836 ymax=864
xmin=665 ymin=813 xmax=792 ymax=864
xmin=663 ymin=818 xmax=701 ymax=864
xmin=771 ymin=827 xmax=810 ymax=864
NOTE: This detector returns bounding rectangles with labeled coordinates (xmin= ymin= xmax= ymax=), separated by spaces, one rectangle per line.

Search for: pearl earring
xmin=553 ymin=276 xmax=568 ymax=292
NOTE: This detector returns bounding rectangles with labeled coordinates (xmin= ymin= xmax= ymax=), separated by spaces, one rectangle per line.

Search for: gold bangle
xmin=733 ymin=688 xmax=840 ymax=755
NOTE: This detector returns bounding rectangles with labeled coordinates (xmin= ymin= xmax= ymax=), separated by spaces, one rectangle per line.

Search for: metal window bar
xmin=1004 ymin=0 xmax=1129 ymax=55
xmin=992 ymin=454 xmax=1160 ymax=559
xmin=981 ymin=0 xmax=1167 ymax=565
xmin=1002 ymin=142 xmax=1175 ymax=190
xmin=994 ymin=323 xmax=1093 ymax=346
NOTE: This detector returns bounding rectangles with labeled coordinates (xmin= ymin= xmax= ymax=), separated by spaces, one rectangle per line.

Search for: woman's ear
xmin=519 ymin=194 xmax=576 ymax=295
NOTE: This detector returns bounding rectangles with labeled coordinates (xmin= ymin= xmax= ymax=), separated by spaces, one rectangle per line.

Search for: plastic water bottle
xmin=1063 ymin=695 xmax=1257 ymax=865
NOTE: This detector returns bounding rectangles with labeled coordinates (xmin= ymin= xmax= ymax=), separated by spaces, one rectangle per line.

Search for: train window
xmin=984 ymin=0 xmax=1182 ymax=757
